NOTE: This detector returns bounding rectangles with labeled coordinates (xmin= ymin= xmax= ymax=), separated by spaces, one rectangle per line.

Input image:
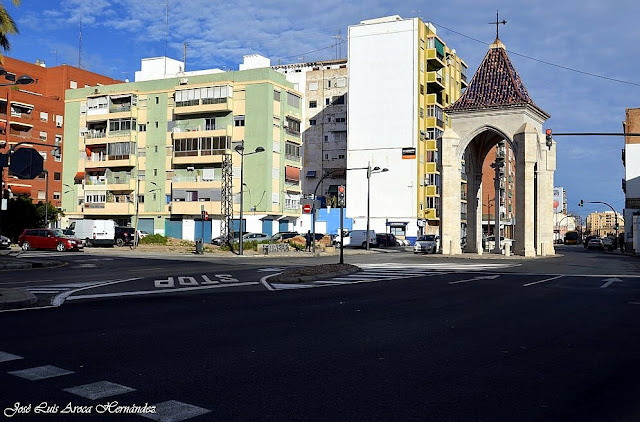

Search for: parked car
xmin=342 ymin=230 xmax=377 ymax=248
xmin=66 ymin=219 xmax=116 ymax=246
xmin=587 ymin=237 xmax=604 ymax=250
xmin=483 ymin=236 xmax=513 ymax=251
xmin=0 ymin=235 xmax=10 ymax=249
xmin=18 ymin=228 xmax=84 ymax=252
xmin=414 ymin=234 xmax=440 ymax=254
xmin=376 ymin=233 xmax=397 ymax=247
xmin=270 ymin=232 xmax=299 ymax=242
xmin=602 ymin=236 xmax=615 ymax=251
xmin=114 ymin=226 xmax=136 ymax=247
xmin=213 ymin=232 xmax=249 ymax=245
xmin=234 ymin=233 xmax=271 ymax=243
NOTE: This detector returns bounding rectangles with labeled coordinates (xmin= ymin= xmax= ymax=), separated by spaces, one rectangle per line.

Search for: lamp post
xmin=311 ymin=170 xmax=341 ymax=256
xmin=42 ymin=170 xmax=49 ymax=228
xmin=234 ymin=141 xmax=264 ymax=256
xmin=0 ymin=70 xmax=35 ymax=237
xmin=347 ymin=163 xmax=389 ymax=251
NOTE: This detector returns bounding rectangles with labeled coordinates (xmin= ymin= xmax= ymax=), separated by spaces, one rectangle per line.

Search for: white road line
xmin=523 ymin=275 xmax=564 ymax=287
xmin=260 ymin=273 xmax=279 ymax=291
xmin=140 ymin=400 xmax=210 ymax=422
xmin=53 ymin=278 xmax=142 ymax=306
xmin=269 ymin=283 xmax=314 ymax=289
xmin=449 ymin=275 xmax=500 ymax=285
xmin=0 ymin=280 xmax=54 ymax=285
xmin=314 ymin=280 xmax=349 ymax=285
xmin=600 ymin=277 xmax=623 ymax=288
xmin=66 ymin=282 xmax=259 ymax=301
xmin=9 ymin=365 xmax=74 ymax=380
xmin=0 ymin=352 xmax=23 ymax=363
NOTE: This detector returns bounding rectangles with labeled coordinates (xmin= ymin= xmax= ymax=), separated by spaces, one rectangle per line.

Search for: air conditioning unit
xmin=179 ymin=78 xmax=188 ymax=85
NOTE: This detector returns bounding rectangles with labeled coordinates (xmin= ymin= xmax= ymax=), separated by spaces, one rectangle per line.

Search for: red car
xmin=18 ymin=228 xmax=84 ymax=252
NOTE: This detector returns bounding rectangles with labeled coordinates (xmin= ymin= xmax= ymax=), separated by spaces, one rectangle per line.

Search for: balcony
xmin=170 ymin=200 xmax=221 ymax=215
xmin=172 ymin=126 xmax=230 ymax=140
xmin=85 ymin=155 xmax=136 ymax=169
xmin=173 ymin=97 xmax=233 ymax=115
xmin=84 ymin=202 xmax=135 ymax=215
xmin=426 ymin=71 xmax=445 ymax=92
xmin=173 ymin=150 xmax=228 ymax=165
xmin=425 ymin=49 xmax=445 ymax=70
xmin=425 ymin=208 xmax=439 ymax=220
xmin=172 ymin=178 xmax=221 ymax=190
xmin=461 ymin=72 xmax=468 ymax=88
xmin=425 ymin=185 xmax=439 ymax=196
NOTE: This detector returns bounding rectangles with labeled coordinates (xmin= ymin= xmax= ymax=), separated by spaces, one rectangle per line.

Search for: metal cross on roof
xmin=489 ymin=10 xmax=507 ymax=41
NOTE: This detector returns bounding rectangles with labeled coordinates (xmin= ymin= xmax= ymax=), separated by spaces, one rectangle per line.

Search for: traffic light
xmin=615 ymin=222 xmax=619 ymax=231
xmin=545 ymin=128 xmax=553 ymax=150
xmin=337 ymin=185 xmax=346 ymax=207
xmin=201 ymin=210 xmax=209 ymax=221
xmin=578 ymin=200 xmax=584 ymax=207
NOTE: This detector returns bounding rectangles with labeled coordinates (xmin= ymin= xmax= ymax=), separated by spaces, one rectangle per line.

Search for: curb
xmin=0 ymin=288 xmax=37 ymax=310
xmin=0 ymin=257 xmax=63 ymax=270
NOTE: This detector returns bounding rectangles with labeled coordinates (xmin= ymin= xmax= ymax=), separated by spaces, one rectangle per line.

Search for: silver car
xmin=414 ymin=235 xmax=439 ymax=254
xmin=233 ymin=233 xmax=271 ymax=243
xmin=0 ymin=235 xmax=10 ymax=249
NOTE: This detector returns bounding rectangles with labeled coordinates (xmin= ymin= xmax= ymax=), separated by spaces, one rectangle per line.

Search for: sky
xmin=4 ymin=0 xmax=640 ymax=220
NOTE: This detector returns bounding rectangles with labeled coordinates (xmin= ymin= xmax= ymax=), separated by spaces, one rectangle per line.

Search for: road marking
xmin=66 ymin=282 xmax=259 ymax=301
xmin=140 ymin=400 xmax=210 ymax=422
xmin=629 ymin=302 xmax=640 ymax=305
xmin=64 ymin=381 xmax=136 ymax=400
xmin=258 ymin=267 xmax=288 ymax=272
xmin=600 ymin=277 xmax=623 ymax=288
xmin=523 ymin=275 xmax=564 ymax=287
xmin=9 ymin=365 xmax=74 ymax=380
xmin=0 ymin=280 xmax=53 ymax=285
xmin=0 ymin=352 xmax=23 ymax=363
xmin=53 ymin=278 xmax=141 ymax=307
xmin=269 ymin=283 xmax=314 ymax=289
xmin=314 ymin=280 xmax=350 ymax=285
xmin=260 ymin=273 xmax=279 ymax=291
xmin=449 ymin=275 xmax=500 ymax=285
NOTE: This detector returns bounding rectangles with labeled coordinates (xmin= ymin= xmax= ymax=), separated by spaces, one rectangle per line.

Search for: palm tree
xmin=0 ymin=0 xmax=19 ymax=52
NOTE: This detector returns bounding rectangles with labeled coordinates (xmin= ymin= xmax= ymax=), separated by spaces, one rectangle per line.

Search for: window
xmin=309 ymin=119 xmax=316 ymax=126
xmin=40 ymin=112 xmax=48 ymax=122
xmin=155 ymin=97 xmax=159 ymax=104
xmin=274 ymin=90 xmax=281 ymax=102
xmin=53 ymin=192 xmax=60 ymax=200
xmin=155 ymin=121 xmax=159 ymax=128
xmin=309 ymin=82 xmax=318 ymax=91
xmin=287 ymin=93 xmax=301 ymax=108
xmin=234 ymin=116 xmax=245 ymax=127
xmin=54 ymin=172 xmax=61 ymax=181
xmin=325 ymin=98 xmax=330 ymax=106
xmin=37 ymin=191 xmax=45 ymax=200
xmin=39 ymin=151 xmax=47 ymax=161
xmin=39 ymin=131 xmax=47 ymax=141
xmin=272 ymin=193 xmax=279 ymax=204
xmin=109 ymin=118 xmax=136 ymax=133
xmin=338 ymin=154 xmax=345 ymax=159
xmin=285 ymin=142 xmax=301 ymax=159
xmin=420 ymin=85 xmax=424 ymax=95
xmin=205 ymin=118 xmax=215 ymax=130
xmin=138 ymin=124 xmax=146 ymax=132
xmin=336 ymin=77 xmax=346 ymax=88
xmin=186 ymin=191 xmax=198 ymax=201
xmin=272 ymin=141 xmax=280 ymax=153
xmin=309 ymin=100 xmax=317 ymax=108
xmin=285 ymin=117 xmax=301 ymax=135
xmin=419 ymin=108 xmax=424 ymax=118
xmin=55 ymin=115 xmax=63 ymax=127
xmin=70 ymin=80 xmax=77 ymax=89
xmin=332 ymin=95 xmax=345 ymax=105
xmin=335 ymin=116 xmax=346 ymax=123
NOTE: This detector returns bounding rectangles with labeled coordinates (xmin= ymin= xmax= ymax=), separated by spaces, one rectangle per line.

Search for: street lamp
xmin=234 ymin=141 xmax=264 ymax=256
xmin=311 ymin=170 xmax=341 ymax=256
xmin=42 ymin=170 xmax=49 ymax=228
xmin=347 ymin=163 xmax=389 ymax=251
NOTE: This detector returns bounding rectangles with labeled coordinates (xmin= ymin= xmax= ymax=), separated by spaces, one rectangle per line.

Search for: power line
xmin=431 ymin=21 xmax=640 ymax=88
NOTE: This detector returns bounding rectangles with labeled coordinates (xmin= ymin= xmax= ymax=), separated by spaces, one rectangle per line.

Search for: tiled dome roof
xmin=447 ymin=40 xmax=548 ymax=117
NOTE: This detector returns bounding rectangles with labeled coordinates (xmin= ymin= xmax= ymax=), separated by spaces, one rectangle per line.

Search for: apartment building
xmin=347 ymin=15 xmax=467 ymax=242
xmin=481 ymin=143 xmax=516 ymax=238
xmin=586 ymin=211 xmax=624 ymax=237
xmin=272 ymin=59 xmax=348 ymax=204
xmin=622 ymin=108 xmax=640 ymax=250
xmin=61 ymin=57 xmax=303 ymax=240
xmin=0 ymin=57 xmax=118 ymax=210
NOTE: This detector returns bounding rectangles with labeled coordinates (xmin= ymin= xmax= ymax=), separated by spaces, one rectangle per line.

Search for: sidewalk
xmin=0 ymin=252 xmax=62 ymax=310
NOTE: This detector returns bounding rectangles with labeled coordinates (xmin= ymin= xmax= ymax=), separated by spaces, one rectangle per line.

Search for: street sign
xmin=303 ymin=204 xmax=312 ymax=213
xmin=9 ymin=147 xmax=44 ymax=180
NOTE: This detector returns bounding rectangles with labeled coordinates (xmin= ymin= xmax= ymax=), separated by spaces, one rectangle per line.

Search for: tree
xmin=0 ymin=0 xmax=19 ymax=53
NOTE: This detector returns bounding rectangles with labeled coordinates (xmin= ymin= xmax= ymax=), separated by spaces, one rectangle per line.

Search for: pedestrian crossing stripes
xmin=25 ymin=281 xmax=109 ymax=295
xmin=64 ymin=381 xmax=136 ymax=400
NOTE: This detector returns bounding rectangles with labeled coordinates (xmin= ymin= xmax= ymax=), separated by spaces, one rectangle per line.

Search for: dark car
xmin=270 ymin=232 xmax=299 ymax=242
xmin=18 ymin=228 xmax=83 ymax=252
xmin=376 ymin=233 xmax=397 ymax=247
xmin=583 ymin=235 xmax=598 ymax=249
xmin=114 ymin=226 xmax=136 ymax=247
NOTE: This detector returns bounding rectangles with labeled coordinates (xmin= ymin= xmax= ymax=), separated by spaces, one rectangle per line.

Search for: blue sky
xmin=4 ymin=0 xmax=639 ymax=219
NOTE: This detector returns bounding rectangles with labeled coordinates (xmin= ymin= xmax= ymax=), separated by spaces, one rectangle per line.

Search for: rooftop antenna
xmin=164 ymin=0 xmax=169 ymax=77
xmin=333 ymin=30 xmax=342 ymax=59
xmin=183 ymin=41 xmax=188 ymax=72
xmin=78 ymin=18 xmax=82 ymax=68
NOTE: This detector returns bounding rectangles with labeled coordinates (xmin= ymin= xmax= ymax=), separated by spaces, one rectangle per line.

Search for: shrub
xmin=139 ymin=234 xmax=168 ymax=245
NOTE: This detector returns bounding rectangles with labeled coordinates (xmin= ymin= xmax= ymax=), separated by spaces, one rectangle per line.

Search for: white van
xmin=67 ymin=219 xmax=116 ymax=247
xmin=341 ymin=230 xmax=377 ymax=248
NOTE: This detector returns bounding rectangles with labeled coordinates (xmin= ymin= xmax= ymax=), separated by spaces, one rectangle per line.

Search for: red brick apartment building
xmin=0 ymin=56 xmax=118 ymax=210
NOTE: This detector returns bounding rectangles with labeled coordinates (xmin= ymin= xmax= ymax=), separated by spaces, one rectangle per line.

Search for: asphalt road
xmin=2 ymin=246 xmax=640 ymax=421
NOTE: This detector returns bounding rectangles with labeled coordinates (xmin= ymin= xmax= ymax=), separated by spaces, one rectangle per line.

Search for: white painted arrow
xmin=449 ymin=275 xmax=500 ymax=285
xmin=600 ymin=277 xmax=623 ymax=288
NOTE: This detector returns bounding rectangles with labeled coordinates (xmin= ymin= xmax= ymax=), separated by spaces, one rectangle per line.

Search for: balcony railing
xmin=84 ymin=202 xmax=106 ymax=209
xmin=86 ymin=130 xmax=106 ymax=139
xmin=108 ymin=129 xmax=132 ymax=138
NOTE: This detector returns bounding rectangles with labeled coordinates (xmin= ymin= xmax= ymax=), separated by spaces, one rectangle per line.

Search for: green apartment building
xmin=62 ymin=58 xmax=303 ymax=241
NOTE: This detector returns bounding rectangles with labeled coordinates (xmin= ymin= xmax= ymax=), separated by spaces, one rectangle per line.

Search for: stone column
xmin=537 ymin=142 xmax=556 ymax=256
xmin=440 ymin=128 xmax=462 ymax=255
xmin=465 ymin=170 xmax=483 ymax=254
xmin=514 ymin=123 xmax=537 ymax=257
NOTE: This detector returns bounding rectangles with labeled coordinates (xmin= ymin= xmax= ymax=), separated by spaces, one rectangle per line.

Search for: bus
xmin=564 ymin=231 xmax=580 ymax=245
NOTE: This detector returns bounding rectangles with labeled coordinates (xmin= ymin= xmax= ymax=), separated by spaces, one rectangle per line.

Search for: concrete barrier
xmin=261 ymin=244 xmax=290 ymax=254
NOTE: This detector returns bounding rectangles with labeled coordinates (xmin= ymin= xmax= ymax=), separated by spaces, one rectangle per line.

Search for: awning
xmin=10 ymin=101 xmax=34 ymax=109
xmin=285 ymin=166 xmax=300 ymax=182
xmin=109 ymin=94 xmax=132 ymax=99
xmin=0 ymin=122 xmax=6 ymax=131
xmin=8 ymin=185 xmax=30 ymax=195
xmin=74 ymin=172 xmax=85 ymax=181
